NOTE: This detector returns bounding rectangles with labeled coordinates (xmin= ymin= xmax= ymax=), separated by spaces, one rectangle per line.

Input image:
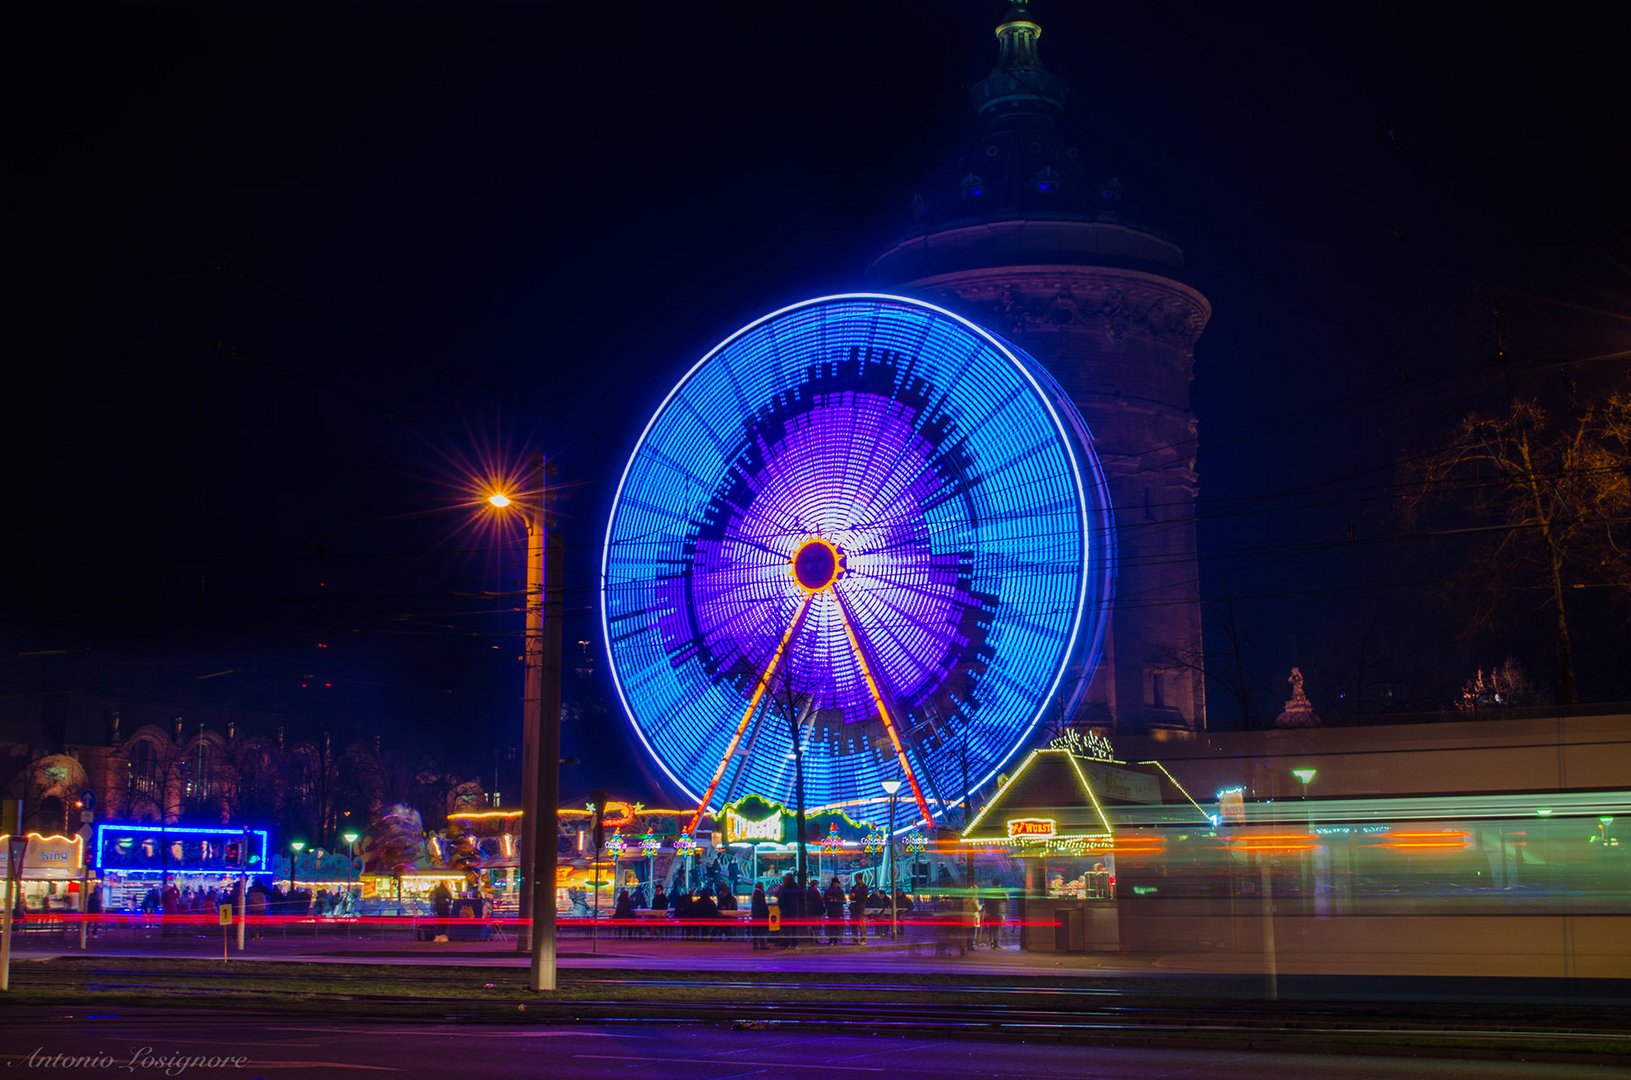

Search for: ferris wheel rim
xmin=600 ymin=292 xmax=1099 ymax=817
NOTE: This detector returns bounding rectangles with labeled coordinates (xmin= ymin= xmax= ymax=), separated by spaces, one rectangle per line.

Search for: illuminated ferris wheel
xmin=601 ymin=294 xmax=1113 ymax=828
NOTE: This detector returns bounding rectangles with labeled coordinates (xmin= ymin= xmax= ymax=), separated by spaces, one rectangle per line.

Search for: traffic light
xmin=224 ymin=841 xmax=241 ymax=866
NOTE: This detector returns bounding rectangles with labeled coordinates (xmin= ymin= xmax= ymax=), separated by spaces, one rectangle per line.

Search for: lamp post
xmin=1292 ymin=767 xmax=1316 ymax=911
xmin=489 ymin=453 xmax=565 ymax=992
xmin=290 ymin=841 xmax=305 ymax=913
xmin=236 ymin=825 xmax=249 ymax=953
xmin=342 ymin=832 xmax=359 ymax=907
xmin=2 ymin=823 xmax=28 ymax=992
xmin=881 ymin=779 xmax=901 ymax=941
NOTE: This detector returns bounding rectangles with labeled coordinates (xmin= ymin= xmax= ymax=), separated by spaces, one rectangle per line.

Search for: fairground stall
xmin=714 ymin=794 xmax=896 ymax=896
xmin=445 ymin=809 xmax=522 ymax=913
xmin=959 ymin=731 xmax=1209 ymax=951
xmin=0 ymin=830 xmax=87 ymax=913
xmin=93 ymin=822 xmax=271 ymax=911
xmin=270 ymin=847 xmax=364 ymax=911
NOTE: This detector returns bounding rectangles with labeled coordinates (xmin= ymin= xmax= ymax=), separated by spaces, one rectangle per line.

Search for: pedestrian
xmin=694 ymin=887 xmax=720 ymax=938
xmin=612 ymin=887 xmax=634 ymax=939
xmin=848 ymin=878 xmax=869 ymax=945
xmin=823 ymin=877 xmax=846 ymax=945
xmin=964 ymin=887 xmax=982 ymax=952
xmin=803 ymin=877 xmax=823 ymax=944
xmin=246 ymin=882 xmax=268 ymax=940
xmin=431 ymin=880 xmax=453 ymax=943
xmin=650 ymin=883 xmax=667 ymax=912
xmin=775 ymin=873 xmax=801 ymax=948
xmin=161 ymin=882 xmax=180 ymax=937
xmin=749 ymin=882 xmax=769 ymax=950
xmin=86 ymin=881 xmax=102 ymax=938
xmin=984 ymin=880 xmax=1006 ymax=949
xmin=673 ymin=889 xmax=694 ymax=939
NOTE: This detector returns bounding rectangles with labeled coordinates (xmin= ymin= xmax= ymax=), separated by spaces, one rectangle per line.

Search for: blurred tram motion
xmin=1096 ymin=790 xmax=1630 ymax=976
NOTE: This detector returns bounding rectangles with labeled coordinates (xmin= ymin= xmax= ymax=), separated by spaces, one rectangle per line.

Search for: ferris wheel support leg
xmin=685 ymin=591 xmax=816 ymax=835
xmin=833 ymin=591 xmax=934 ymax=827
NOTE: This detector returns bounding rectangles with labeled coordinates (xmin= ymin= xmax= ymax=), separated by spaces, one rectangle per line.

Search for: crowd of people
xmin=596 ymin=872 xmax=1010 ymax=951
xmin=131 ymin=882 xmax=353 ymax=921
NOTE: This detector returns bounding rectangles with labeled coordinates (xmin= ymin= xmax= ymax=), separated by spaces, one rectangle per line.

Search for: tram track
xmin=65 ymin=968 xmax=1631 ymax=1044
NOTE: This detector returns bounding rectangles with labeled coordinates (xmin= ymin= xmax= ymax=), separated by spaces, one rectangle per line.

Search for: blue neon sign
xmin=94 ymin=822 xmax=272 ymax=876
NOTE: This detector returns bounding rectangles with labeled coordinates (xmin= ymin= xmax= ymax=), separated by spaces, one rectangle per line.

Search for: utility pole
xmin=512 ymin=455 xmax=565 ymax=992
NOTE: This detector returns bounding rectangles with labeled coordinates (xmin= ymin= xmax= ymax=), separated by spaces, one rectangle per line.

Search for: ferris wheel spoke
xmin=684 ymin=588 xmax=816 ymax=834
xmin=832 ymin=585 xmax=935 ymax=826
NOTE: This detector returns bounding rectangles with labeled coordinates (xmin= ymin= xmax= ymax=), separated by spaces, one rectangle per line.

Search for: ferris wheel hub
xmin=792 ymin=537 xmax=843 ymax=592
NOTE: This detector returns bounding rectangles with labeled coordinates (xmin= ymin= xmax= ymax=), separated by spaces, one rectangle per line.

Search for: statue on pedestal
xmin=1274 ymin=666 xmax=1321 ymax=728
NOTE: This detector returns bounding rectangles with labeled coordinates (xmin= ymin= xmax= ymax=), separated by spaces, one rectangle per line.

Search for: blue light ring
xmin=602 ymin=294 xmax=1103 ymax=810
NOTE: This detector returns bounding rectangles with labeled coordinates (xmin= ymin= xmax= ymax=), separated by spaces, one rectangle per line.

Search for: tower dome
xmin=871 ymin=1 xmax=1211 ymax=740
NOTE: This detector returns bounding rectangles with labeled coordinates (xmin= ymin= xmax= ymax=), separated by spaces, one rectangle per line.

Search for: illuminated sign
xmin=0 ymin=832 xmax=83 ymax=878
xmin=1007 ymin=818 xmax=1058 ymax=839
xmin=724 ymin=809 xmax=784 ymax=844
xmin=95 ymin=823 xmax=270 ymax=877
xmin=1049 ymin=729 xmax=1115 ymax=761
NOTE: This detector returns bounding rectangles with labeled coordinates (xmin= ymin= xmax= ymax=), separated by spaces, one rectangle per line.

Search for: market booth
xmin=94 ymin=822 xmax=271 ymax=911
xmin=960 ymin=731 xmax=1209 ymax=951
xmin=0 ymin=831 xmax=87 ymax=913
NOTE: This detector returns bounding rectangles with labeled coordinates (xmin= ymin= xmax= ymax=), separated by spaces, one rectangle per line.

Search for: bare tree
xmin=1157 ymin=600 xmax=1261 ymax=727
xmin=775 ymin=666 xmax=811 ymax=887
xmin=1406 ymin=394 xmax=1631 ymax=703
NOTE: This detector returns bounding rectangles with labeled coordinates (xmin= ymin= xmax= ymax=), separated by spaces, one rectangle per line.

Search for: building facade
xmin=871 ymin=2 xmax=1210 ymax=739
xmin=1 ymin=694 xmax=485 ymax=846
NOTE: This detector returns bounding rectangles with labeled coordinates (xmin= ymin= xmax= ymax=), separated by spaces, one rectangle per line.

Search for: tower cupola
xmin=971 ymin=2 xmax=1068 ymax=124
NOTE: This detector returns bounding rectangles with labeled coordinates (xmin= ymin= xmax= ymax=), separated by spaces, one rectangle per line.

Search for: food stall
xmin=93 ymin=822 xmax=270 ymax=912
xmin=0 ymin=831 xmax=87 ymax=914
xmin=959 ymin=730 xmax=1208 ymax=951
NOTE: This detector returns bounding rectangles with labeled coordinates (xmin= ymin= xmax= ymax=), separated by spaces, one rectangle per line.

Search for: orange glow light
xmin=1377 ymin=830 xmax=1468 ymax=850
xmin=1229 ymin=832 xmax=1316 ymax=854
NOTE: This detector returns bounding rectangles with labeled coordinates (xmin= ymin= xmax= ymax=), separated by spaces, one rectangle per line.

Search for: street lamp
xmin=290 ymin=841 xmax=305 ymax=912
xmin=488 ymin=454 xmax=565 ymax=992
xmin=342 ymin=832 xmax=360 ymax=903
xmin=881 ymin=779 xmax=901 ymax=941
xmin=2 ymin=828 xmax=29 ymax=992
xmin=1291 ymin=768 xmax=1317 ymax=918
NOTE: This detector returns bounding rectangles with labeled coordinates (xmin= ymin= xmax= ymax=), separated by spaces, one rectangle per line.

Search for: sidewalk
xmin=13 ymin=926 xmax=1631 ymax=1004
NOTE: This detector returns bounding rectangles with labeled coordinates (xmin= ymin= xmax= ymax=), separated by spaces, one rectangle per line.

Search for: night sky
xmin=9 ymin=2 xmax=1628 ymax=802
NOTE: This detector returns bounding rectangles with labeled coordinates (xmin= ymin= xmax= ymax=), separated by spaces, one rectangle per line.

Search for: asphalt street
xmin=14 ymin=931 xmax=1629 ymax=1006
xmin=3 ymin=1009 xmax=1627 ymax=1080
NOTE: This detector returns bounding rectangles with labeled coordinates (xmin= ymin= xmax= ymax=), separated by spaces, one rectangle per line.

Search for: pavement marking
xmin=827 ymin=1037 xmax=952 ymax=1063
xmin=269 ymin=1026 xmax=646 ymax=1039
xmin=574 ymin=1054 xmax=890 ymax=1072
xmin=239 ymin=1062 xmax=400 ymax=1072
